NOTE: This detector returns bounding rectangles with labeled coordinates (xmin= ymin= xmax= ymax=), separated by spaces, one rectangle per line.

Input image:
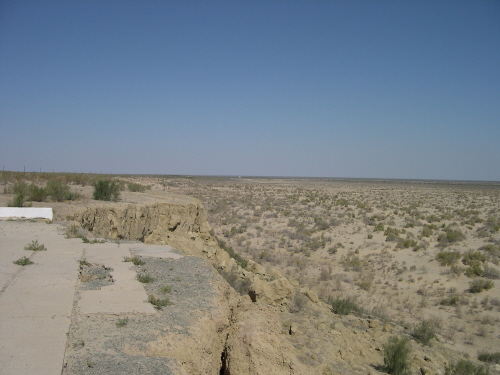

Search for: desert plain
xmin=1 ymin=172 xmax=499 ymax=375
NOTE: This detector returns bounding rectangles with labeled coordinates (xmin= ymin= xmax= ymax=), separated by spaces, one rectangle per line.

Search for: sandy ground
xmin=164 ymin=177 xmax=500 ymax=359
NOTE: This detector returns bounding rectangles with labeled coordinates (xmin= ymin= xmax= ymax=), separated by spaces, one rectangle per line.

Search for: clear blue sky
xmin=1 ymin=1 xmax=499 ymax=180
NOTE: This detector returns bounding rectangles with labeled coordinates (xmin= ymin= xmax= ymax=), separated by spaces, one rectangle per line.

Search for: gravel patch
xmin=63 ymin=254 xmax=221 ymax=374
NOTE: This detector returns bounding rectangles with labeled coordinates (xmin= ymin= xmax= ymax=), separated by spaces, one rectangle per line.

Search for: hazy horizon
xmin=1 ymin=1 xmax=499 ymax=181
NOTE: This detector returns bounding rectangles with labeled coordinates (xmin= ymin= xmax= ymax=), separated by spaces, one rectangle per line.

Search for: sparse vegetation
xmin=127 ymin=182 xmax=149 ymax=192
xmin=147 ymin=294 xmax=171 ymax=309
xmin=124 ymin=256 xmax=145 ymax=266
xmin=136 ymin=273 xmax=154 ymax=283
xmin=329 ymin=296 xmax=362 ymax=315
xmin=383 ymin=336 xmax=411 ymax=375
xmin=469 ymin=279 xmax=494 ymax=293
xmin=411 ymin=320 xmax=436 ymax=346
xmin=93 ymin=179 xmax=120 ymax=201
xmin=116 ymin=317 xmax=129 ymax=327
xmin=13 ymin=256 xmax=34 ymax=266
xmin=436 ymin=250 xmax=462 ymax=266
xmin=478 ymin=351 xmax=500 ymax=364
xmin=24 ymin=240 xmax=46 ymax=251
xmin=160 ymin=285 xmax=172 ymax=294
xmin=444 ymin=360 xmax=489 ymax=375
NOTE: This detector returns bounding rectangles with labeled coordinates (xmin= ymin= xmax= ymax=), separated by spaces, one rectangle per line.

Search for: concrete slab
xmin=130 ymin=243 xmax=183 ymax=259
xmin=0 ymin=207 xmax=53 ymax=220
xmin=78 ymin=243 xmax=156 ymax=314
xmin=0 ymin=221 xmax=82 ymax=375
xmin=0 ymin=273 xmax=77 ymax=317
xmin=0 ymin=315 xmax=70 ymax=375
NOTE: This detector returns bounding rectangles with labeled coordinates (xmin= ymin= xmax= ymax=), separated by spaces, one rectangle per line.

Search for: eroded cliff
xmin=69 ymin=196 xmax=461 ymax=375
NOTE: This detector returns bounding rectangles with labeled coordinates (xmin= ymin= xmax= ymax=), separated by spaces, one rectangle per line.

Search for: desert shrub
xmin=385 ymin=227 xmax=401 ymax=242
xmin=445 ymin=359 xmax=489 ymax=375
xmin=313 ymin=217 xmax=330 ymax=231
xmin=482 ymin=264 xmax=500 ymax=279
xmin=375 ymin=222 xmax=385 ymax=232
xmin=478 ymin=351 xmax=500 ymax=364
xmin=465 ymin=261 xmax=484 ymax=278
xmin=8 ymin=181 xmax=28 ymax=207
xmin=479 ymin=244 xmax=500 ymax=262
xmin=147 ymin=294 xmax=171 ymax=309
xmin=421 ymin=225 xmax=434 ymax=237
xmin=396 ymin=237 xmax=418 ymax=249
xmin=411 ymin=320 xmax=436 ymax=346
xmin=358 ymin=279 xmax=372 ymax=291
xmin=438 ymin=228 xmax=466 ymax=245
xmin=436 ymin=251 xmax=462 ymax=266
xmin=127 ymin=182 xmax=149 ymax=192
xmin=328 ymin=242 xmax=344 ymax=254
xmin=441 ymin=294 xmax=460 ymax=306
xmin=427 ymin=214 xmax=441 ymax=223
xmin=27 ymin=183 xmax=47 ymax=202
xmin=341 ymin=253 xmax=364 ymax=272
xmin=477 ymin=217 xmax=500 ymax=237
xmin=469 ymin=279 xmax=494 ymax=293
xmin=463 ymin=250 xmax=488 ymax=265
xmin=329 ymin=296 xmax=362 ymax=315
xmin=93 ymin=179 xmax=120 ymax=201
xmin=136 ymin=273 xmax=154 ymax=283
xmin=383 ymin=336 xmax=411 ymax=375
xmin=46 ymin=180 xmax=77 ymax=201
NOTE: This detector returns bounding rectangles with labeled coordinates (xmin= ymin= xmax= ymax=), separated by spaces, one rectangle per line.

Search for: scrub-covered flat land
xmin=1 ymin=172 xmax=499 ymax=374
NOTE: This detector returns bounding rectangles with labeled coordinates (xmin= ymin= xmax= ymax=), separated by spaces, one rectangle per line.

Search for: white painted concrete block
xmin=0 ymin=207 xmax=53 ymax=221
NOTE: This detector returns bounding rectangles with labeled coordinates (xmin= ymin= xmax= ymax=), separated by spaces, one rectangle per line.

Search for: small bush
xmin=93 ymin=179 xmax=120 ymax=202
xmin=46 ymin=180 xmax=77 ymax=202
xmin=483 ymin=264 xmax=500 ymax=279
xmin=8 ymin=181 xmax=28 ymax=207
xmin=13 ymin=256 xmax=34 ymax=266
xmin=24 ymin=240 xmax=46 ymax=251
xmin=441 ymin=295 xmax=460 ymax=306
xmin=411 ymin=320 xmax=436 ymax=346
xmin=463 ymin=250 xmax=488 ymax=265
xmin=478 ymin=351 xmax=500 ymax=364
xmin=438 ymin=228 xmax=466 ymax=245
xmin=329 ymin=296 xmax=362 ymax=315
xmin=136 ymin=273 xmax=154 ymax=283
xmin=127 ymin=182 xmax=149 ymax=192
xmin=465 ymin=261 xmax=484 ymax=278
xmin=116 ymin=317 xmax=129 ymax=327
xmin=148 ymin=294 xmax=171 ymax=310
xmin=445 ymin=359 xmax=489 ymax=375
xmin=383 ymin=336 xmax=411 ymax=375
xmin=27 ymin=183 xmax=48 ymax=202
xmin=436 ymin=251 xmax=462 ymax=266
xmin=469 ymin=279 xmax=494 ymax=293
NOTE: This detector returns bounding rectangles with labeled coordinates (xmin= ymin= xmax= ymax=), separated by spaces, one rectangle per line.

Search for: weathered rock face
xmin=225 ymin=298 xmax=310 ymax=375
xmin=74 ymin=200 xmax=316 ymax=374
xmin=78 ymin=201 xmax=211 ymax=243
